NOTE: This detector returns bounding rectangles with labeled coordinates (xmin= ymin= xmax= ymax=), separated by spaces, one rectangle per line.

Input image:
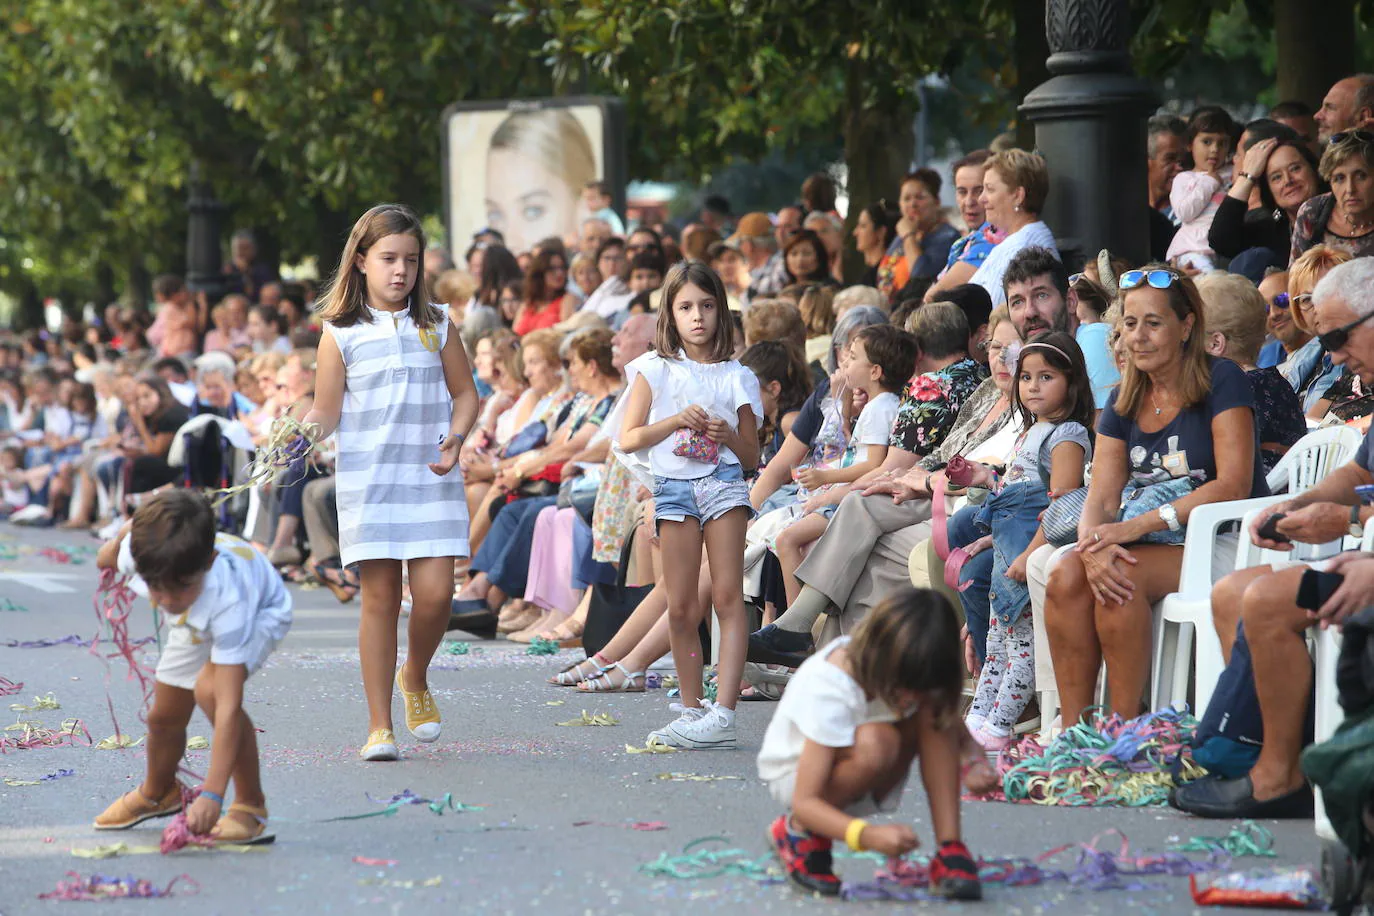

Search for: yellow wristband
xmin=845 ymin=818 xmax=869 ymax=852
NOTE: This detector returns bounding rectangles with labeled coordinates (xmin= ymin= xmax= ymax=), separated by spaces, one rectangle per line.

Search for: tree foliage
xmin=0 ymin=0 xmax=551 ymax=314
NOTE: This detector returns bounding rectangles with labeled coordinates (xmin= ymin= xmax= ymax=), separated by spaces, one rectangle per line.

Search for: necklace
xmin=1149 ymin=388 xmax=1173 ymax=417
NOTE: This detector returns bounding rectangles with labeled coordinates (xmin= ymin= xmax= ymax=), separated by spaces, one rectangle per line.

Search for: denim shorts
xmin=652 ymin=462 xmax=754 ymax=528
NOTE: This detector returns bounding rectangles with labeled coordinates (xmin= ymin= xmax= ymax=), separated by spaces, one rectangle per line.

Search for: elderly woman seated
xmin=1044 ymin=266 xmax=1267 ymax=732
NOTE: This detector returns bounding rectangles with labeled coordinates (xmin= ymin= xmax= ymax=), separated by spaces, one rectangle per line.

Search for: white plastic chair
xmin=1265 ymin=425 xmax=1362 ymax=495
xmin=1151 ymin=425 xmax=1363 ymax=715
xmin=1150 ymin=495 xmax=1286 ymax=715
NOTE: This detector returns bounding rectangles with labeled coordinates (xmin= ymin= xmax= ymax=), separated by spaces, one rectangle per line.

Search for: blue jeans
xmin=471 ymin=496 xmax=556 ymax=598
xmin=947 ymin=505 xmax=991 ymax=661
xmin=572 ymin=514 xmax=615 ymax=588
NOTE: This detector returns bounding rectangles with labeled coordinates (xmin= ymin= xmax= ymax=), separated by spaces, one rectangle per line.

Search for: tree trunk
xmin=842 ymin=62 xmax=914 ymax=284
xmin=313 ymin=206 xmax=355 ymax=286
xmin=95 ymin=264 xmax=117 ymax=308
xmin=1014 ymin=0 xmax=1050 ymax=149
xmin=1275 ymin=0 xmax=1353 ymax=107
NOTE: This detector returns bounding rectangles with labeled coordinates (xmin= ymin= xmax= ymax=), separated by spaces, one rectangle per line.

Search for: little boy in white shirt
xmin=93 ymin=489 xmax=291 ymax=843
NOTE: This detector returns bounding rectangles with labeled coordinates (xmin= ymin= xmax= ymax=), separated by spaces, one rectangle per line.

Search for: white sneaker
xmin=663 ymin=701 xmax=737 ymax=750
xmin=646 ymin=703 xmax=705 ymax=745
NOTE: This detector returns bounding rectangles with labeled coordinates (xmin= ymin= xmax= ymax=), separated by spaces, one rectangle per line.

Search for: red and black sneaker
xmin=768 ymin=815 xmax=841 ymax=896
xmin=929 ymin=840 xmax=982 ymax=900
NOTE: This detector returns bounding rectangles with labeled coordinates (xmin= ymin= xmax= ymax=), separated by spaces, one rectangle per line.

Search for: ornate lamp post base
xmin=1021 ymin=0 xmax=1158 ymax=268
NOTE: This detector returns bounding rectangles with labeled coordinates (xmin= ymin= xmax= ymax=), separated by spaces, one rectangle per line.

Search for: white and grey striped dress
xmin=327 ymin=305 xmax=468 ymax=566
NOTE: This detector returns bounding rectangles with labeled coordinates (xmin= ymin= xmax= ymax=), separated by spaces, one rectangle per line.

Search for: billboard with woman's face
xmin=442 ymin=98 xmax=626 ymax=260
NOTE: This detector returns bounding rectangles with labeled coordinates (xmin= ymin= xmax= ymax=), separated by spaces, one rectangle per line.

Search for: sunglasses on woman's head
xmin=1329 ymin=130 xmax=1374 ymax=146
xmin=1068 ymin=273 xmax=1084 ymax=286
xmin=1266 ymin=292 xmax=1291 ymax=312
xmin=1293 ymin=293 xmax=1314 ymax=311
xmin=1318 ymin=309 xmax=1374 ymax=353
xmin=1118 ymin=268 xmax=1181 ymax=291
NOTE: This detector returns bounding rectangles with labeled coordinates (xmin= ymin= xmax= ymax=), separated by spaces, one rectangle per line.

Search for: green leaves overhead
xmin=0 ymin=0 xmax=552 ymax=304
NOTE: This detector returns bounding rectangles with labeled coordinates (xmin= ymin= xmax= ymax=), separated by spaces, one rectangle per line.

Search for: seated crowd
xmin=10 ymin=79 xmax=1374 ymax=831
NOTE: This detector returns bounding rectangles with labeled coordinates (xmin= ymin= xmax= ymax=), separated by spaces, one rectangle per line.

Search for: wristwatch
xmin=1350 ymin=504 xmax=1364 ymax=538
xmin=1159 ymin=503 xmax=1181 ymax=532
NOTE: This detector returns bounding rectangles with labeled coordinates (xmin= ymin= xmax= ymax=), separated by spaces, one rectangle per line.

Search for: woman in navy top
xmin=1045 ymin=266 xmax=1264 ymax=729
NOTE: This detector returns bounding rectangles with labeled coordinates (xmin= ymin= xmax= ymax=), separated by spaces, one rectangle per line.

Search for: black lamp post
xmin=185 ymin=160 xmax=227 ymax=301
xmin=1020 ymin=0 xmax=1157 ymax=268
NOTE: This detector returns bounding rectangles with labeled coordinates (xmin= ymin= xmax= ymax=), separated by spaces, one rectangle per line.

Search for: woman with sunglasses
xmin=1290 ymin=130 xmax=1374 ymax=263
xmin=1279 ymin=245 xmax=1352 ymax=414
xmin=1045 ymin=266 xmax=1267 ymax=730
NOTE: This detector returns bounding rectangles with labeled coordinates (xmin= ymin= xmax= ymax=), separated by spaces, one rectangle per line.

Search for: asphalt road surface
xmin=0 ymin=527 xmax=1325 ymax=914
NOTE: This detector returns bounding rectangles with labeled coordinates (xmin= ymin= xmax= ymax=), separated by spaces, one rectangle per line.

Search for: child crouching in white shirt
xmin=757 ymin=587 xmax=985 ymax=899
xmin=92 ymin=489 xmax=291 ymax=844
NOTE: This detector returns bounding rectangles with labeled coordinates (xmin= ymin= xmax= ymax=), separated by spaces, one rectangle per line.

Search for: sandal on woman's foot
xmin=507 ymin=610 xmax=557 ymax=644
xmin=395 ymin=666 xmax=441 ymax=742
xmin=360 ymin=729 xmax=399 ymax=761
xmin=210 ymin=803 xmax=275 ymax=845
xmin=548 ymin=654 xmax=609 ymax=687
xmin=309 ymin=558 xmax=357 ymax=603
xmin=93 ymin=784 xmax=183 ymax=830
xmin=541 ymin=617 xmax=584 ymax=647
xmin=497 ymin=602 xmax=539 ymax=635
xmin=577 ymin=661 xmax=645 ymax=693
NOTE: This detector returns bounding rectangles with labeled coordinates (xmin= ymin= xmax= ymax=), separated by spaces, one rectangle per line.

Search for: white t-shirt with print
xmin=118 ymin=533 xmax=292 ymax=668
xmin=840 ymin=391 xmax=899 ymax=468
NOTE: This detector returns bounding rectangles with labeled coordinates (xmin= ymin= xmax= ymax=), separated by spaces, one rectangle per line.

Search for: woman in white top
xmin=968 ymin=149 xmax=1059 ymax=307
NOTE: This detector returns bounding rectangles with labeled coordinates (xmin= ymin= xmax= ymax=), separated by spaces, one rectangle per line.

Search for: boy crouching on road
xmin=92 ymin=489 xmax=292 ymax=844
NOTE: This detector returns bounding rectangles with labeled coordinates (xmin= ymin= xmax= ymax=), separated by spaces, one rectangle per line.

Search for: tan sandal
xmin=93 ymin=784 xmax=183 ymax=830
xmin=548 ymin=654 xmax=609 ymax=687
xmin=210 ymin=802 xmax=275 ymax=845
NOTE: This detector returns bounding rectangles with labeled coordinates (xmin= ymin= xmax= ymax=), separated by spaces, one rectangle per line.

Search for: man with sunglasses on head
xmin=1174 ymin=257 xmax=1374 ymax=820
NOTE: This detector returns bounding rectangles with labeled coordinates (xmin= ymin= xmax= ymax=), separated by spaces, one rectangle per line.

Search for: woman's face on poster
xmin=485 ymin=148 xmax=578 ymax=256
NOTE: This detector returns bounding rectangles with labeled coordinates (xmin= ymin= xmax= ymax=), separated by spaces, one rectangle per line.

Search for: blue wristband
xmin=199 ymin=788 xmax=224 ymax=805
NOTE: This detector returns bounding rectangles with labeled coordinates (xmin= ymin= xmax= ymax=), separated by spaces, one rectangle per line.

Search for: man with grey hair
xmin=1172 ymin=256 xmax=1374 ymax=820
xmin=192 ymin=351 xmax=255 ymax=418
xmin=578 ymin=217 xmax=613 ymax=262
xmin=1315 ymin=73 xmax=1374 ymax=143
xmin=1148 ymin=115 xmax=1186 ymax=259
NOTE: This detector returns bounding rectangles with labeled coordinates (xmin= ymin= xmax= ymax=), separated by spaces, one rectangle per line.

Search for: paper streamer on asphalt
xmin=555 ymin=710 xmax=619 ymax=727
xmin=38 ymin=872 xmax=199 ymax=901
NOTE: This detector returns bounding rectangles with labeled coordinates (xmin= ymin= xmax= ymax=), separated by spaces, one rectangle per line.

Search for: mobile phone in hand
xmin=1256 ymin=512 xmax=1290 ymax=544
xmin=1296 ymin=568 xmax=1344 ymax=611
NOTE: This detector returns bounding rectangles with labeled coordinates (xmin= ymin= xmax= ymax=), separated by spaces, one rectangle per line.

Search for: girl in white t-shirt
xmin=775 ymin=325 xmax=916 ymax=606
xmin=609 ymin=261 xmax=762 ymax=751
xmin=756 ymin=587 xmax=984 ymax=900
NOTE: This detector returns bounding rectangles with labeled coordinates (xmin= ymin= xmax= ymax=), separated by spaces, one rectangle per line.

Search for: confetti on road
xmin=555 ymin=710 xmax=619 ymax=727
xmin=3 ymin=767 xmax=75 ymax=787
xmin=38 ymin=872 xmax=198 ymax=900
xmin=8 ymin=692 xmax=59 ymax=711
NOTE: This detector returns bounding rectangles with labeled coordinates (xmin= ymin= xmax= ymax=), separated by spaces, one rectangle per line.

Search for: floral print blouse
xmin=889 ymin=357 xmax=988 ymax=458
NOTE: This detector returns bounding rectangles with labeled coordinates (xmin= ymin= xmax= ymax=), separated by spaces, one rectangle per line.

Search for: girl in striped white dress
xmin=304 ymin=204 xmax=480 ymax=762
